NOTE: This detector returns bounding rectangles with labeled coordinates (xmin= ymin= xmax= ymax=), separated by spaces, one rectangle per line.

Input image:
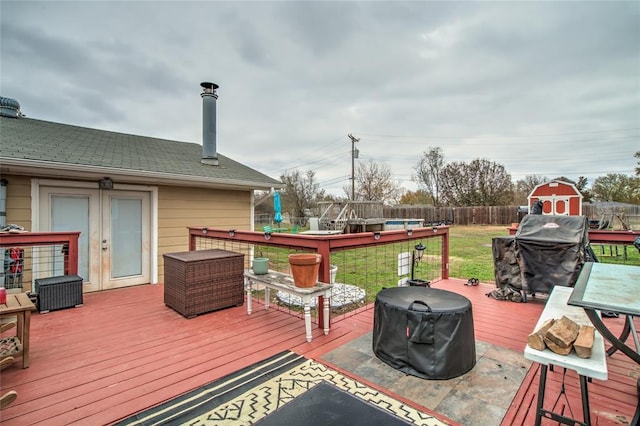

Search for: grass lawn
xmin=448 ymin=224 xmax=640 ymax=283
xmin=256 ymin=223 xmax=639 ymax=286
xmin=448 ymin=225 xmax=507 ymax=282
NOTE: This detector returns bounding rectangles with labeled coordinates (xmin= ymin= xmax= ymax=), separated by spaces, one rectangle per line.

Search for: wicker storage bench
xmin=163 ymin=249 xmax=245 ymax=318
xmin=34 ymin=274 xmax=84 ymax=314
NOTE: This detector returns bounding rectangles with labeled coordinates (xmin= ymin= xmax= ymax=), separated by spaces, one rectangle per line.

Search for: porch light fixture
xmin=228 ymin=229 xmax=235 ymax=237
xmin=407 ymin=229 xmax=413 ymax=237
xmin=373 ymin=232 xmax=381 ymax=240
xmin=98 ymin=177 xmax=113 ymax=190
xmin=264 ymin=232 xmax=272 ymax=240
xmin=202 ymin=227 xmax=208 ymax=234
xmin=411 ymin=242 xmax=426 ymax=280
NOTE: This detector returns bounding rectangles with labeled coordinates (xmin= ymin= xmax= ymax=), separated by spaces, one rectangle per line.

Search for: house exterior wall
xmin=1 ymin=174 xmax=253 ymax=287
xmin=157 ymin=185 xmax=252 ymax=283
xmin=3 ymin=175 xmax=32 ymax=231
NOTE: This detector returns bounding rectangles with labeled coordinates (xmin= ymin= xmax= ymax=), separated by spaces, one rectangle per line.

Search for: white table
xmin=244 ymin=270 xmax=333 ymax=342
xmin=524 ymin=286 xmax=607 ymax=426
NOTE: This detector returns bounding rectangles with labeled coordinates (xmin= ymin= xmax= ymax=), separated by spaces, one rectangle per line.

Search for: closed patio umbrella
xmin=273 ymin=191 xmax=283 ymax=225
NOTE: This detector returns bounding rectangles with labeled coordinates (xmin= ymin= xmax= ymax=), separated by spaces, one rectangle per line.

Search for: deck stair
xmin=317 ymin=201 xmax=384 ymax=232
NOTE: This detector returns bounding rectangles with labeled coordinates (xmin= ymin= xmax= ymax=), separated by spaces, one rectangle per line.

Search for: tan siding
xmin=3 ymin=175 xmax=32 ymax=231
xmin=0 ymin=177 xmax=254 ymax=286
xmin=157 ymin=185 xmax=252 ymax=283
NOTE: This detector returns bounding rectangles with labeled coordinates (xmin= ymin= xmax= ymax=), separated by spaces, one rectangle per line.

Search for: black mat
xmin=254 ymin=382 xmax=412 ymax=426
xmin=116 ymin=350 xmax=449 ymax=426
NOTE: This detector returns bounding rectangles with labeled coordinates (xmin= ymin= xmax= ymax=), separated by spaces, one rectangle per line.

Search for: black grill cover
xmin=515 ymin=214 xmax=590 ymax=295
xmin=492 ymin=215 xmax=595 ymax=297
xmin=373 ymin=287 xmax=476 ymax=380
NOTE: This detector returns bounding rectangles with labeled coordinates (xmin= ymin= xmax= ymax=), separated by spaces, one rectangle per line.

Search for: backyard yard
xmin=447 ymin=224 xmax=640 ymax=282
xmin=241 ymin=223 xmax=639 ymax=319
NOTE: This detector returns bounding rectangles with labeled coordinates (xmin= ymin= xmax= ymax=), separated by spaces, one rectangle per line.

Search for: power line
xmin=355 ymin=127 xmax=640 ymax=140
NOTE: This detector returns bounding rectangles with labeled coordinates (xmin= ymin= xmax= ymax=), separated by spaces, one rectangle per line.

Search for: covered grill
xmin=492 ymin=214 xmax=595 ymax=300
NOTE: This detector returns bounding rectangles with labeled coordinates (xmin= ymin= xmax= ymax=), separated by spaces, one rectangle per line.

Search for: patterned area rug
xmin=117 ymin=351 xmax=451 ymax=425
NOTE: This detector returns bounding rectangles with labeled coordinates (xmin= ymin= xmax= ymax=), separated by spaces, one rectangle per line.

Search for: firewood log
xmin=527 ymin=318 xmax=556 ymax=351
xmin=545 ymin=316 xmax=580 ymax=349
xmin=573 ymin=325 xmax=595 ymax=358
xmin=543 ymin=337 xmax=573 ymax=355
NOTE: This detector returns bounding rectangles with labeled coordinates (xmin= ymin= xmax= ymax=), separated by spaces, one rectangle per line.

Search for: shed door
xmin=539 ymin=197 xmax=570 ymax=216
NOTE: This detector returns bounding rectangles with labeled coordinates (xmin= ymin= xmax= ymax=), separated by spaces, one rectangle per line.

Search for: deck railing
xmin=0 ymin=231 xmax=80 ymax=292
xmin=187 ymin=226 xmax=449 ymax=320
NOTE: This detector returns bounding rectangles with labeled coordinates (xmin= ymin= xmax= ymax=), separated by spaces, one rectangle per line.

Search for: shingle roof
xmin=0 ymin=116 xmax=282 ymax=189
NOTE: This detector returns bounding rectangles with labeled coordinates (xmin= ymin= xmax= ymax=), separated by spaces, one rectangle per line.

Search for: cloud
xmin=1 ymin=1 xmax=638 ymax=196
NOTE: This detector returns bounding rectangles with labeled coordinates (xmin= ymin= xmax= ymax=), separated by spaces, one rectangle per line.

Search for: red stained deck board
xmin=1 ymin=279 xmax=637 ymax=425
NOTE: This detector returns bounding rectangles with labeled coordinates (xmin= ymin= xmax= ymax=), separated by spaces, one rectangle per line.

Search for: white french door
xmin=39 ymin=186 xmax=151 ymax=292
xmin=101 ymin=190 xmax=150 ymax=289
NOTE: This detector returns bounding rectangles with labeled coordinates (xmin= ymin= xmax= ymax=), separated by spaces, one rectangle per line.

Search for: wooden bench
xmin=524 ymin=286 xmax=607 ymax=426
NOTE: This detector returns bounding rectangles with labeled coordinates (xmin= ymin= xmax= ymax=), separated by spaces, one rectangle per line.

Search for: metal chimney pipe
xmin=200 ymin=82 xmax=219 ymax=165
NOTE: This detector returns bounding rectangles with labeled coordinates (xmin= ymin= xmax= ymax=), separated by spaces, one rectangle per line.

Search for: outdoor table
xmin=0 ymin=293 xmax=36 ymax=368
xmin=525 ymin=286 xmax=607 ymax=426
xmin=244 ymin=270 xmax=332 ymax=343
xmin=568 ymin=262 xmax=640 ymax=365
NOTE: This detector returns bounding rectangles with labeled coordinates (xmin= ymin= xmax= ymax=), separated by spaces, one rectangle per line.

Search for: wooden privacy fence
xmin=384 ymin=204 xmax=640 ymax=227
xmin=383 ymin=205 xmax=519 ymax=226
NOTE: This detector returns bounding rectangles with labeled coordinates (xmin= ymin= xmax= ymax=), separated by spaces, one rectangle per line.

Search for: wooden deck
xmin=1 ymin=279 xmax=637 ymax=425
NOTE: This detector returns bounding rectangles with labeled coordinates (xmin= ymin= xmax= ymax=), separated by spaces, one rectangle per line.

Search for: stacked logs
xmin=527 ymin=316 xmax=595 ymax=358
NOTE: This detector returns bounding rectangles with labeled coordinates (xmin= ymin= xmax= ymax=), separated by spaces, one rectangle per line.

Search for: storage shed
xmin=528 ymin=180 xmax=583 ymax=216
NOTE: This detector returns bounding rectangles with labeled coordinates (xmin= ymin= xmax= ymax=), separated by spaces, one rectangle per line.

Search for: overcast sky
xmin=2 ymin=1 xmax=638 ymax=196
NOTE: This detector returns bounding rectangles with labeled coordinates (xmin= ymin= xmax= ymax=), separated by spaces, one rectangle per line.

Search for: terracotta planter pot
xmin=288 ymin=253 xmax=322 ymax=288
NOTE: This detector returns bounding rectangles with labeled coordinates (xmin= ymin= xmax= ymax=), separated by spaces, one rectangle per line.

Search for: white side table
xmin=244 ymin=270 xmax=333 ymax=342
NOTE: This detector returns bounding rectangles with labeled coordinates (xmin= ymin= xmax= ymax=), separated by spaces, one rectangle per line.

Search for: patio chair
xmin=0 ymin=322 xmax=23 ymax=370
xmin=263 ymin=225 xmax=273 ymax=234
xmin=0 ymin=391 xmax=17 ymax=410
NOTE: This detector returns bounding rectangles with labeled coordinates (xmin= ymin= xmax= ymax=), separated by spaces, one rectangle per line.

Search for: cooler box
xmin=35 ymin=274 xmax=84 ymax=313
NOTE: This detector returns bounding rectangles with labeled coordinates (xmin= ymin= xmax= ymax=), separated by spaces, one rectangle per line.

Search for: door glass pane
xmin=111 ymin=197 xmax=142 ymax=278
xmin=51 ymin=196 xmax=89 ymax=279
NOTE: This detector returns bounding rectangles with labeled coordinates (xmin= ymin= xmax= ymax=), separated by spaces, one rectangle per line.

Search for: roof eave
xmin=0 ymin=158 xmax=284 ymax=191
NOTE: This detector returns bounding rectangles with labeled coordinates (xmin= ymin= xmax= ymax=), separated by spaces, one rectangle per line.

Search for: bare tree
xmin=440 ymin=159 xmax=513 ymax=206
xmin=635 ymin=151 xmax=640 ymax=175
xmin=345 ymin=159 xmax=401 ymax=204
xmin=512 ymin=175 xmax=549 ymax=205
xmin=399 ymin=189 xmax=432 ymax=205
xmin=554 ymin=176 xmax=592 ymax=202
xmin=591 ymin=173 xmax=640 ymax=203
xmin=413 ymin=147 xmax=444 ymax=206
xmin=280 ymin=170 xmax=320 ymax=225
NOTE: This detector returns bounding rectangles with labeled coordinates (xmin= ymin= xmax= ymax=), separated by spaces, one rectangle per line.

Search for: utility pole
xmin=348 ymin=133 xmax=360 ymax=200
